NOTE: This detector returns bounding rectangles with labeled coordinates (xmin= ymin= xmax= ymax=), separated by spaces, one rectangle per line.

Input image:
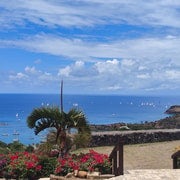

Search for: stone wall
xmin=89 ymin=129 xmax=180 ymax=147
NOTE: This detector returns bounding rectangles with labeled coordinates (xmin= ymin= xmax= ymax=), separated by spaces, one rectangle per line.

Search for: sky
xmin=0 ymin=0 xmax=180 ymax=95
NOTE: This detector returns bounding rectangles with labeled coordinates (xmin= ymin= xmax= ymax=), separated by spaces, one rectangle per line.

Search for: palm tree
xmin=27 ymin=81 xmax=91 ymax=156
xmin=27 ymin=106 xmax=91 ymax=156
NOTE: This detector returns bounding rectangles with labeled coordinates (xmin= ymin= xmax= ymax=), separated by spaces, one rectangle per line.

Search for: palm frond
xmin=67 ymin=108 xmax=91 ymax=134
xmin=27 ymin=106 xmax=62 ymax=135
xmin=34 ymin=118 xmax=55 ymax=135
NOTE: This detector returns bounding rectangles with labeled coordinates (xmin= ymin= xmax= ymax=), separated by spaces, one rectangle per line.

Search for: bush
xmin=78 ymin=149 xmax=111 ymax=174
xmin=7 ymin=141 xmax=25 ymax=153
xmin=25 ymin=145 xmax=34 ymax=152
xmin=73 ymin=132 xmax=91 ymax=149
xmin=55 ymin=154 xmax=79 ymax=176
xmin=0 ymin=149 xmax=111 ymax=178
xmin=0 ymin=141 xmax=7 ymax=148
xmin=5 ymin=152 xmax=42 ymax=179
xmin=39 ymin=156 xmax=57 ymax=177
xmin=0 ymin=154 xmax=9 ymax=177
xmin=54 ymin=150 xmax=111 ymax=176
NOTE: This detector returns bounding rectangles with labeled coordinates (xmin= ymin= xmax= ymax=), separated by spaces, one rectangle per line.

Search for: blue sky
xmin=0 ymin=0 xmax=180 ymax=95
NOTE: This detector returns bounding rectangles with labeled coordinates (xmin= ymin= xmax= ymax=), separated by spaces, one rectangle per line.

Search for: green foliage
xmin=0 ymin=141 xmax=9 ymax=154
xmin=36 ymin=141 xmax=56 ymax=156
xmin=0 ymin=142 xmax=35 ymax=154
xmin=7 ymin=141 xmax=25 ymax=153
xmin=0 ymin=154 xmax=9 ymax=177
xmin=0 ymin=141 xmax=7 ymax=148
xmin=25 ymin=145 xmax=34 ymax=152
xmin=74 ymin=132 xmax=91 ymax=149
xmin=0 ymin=149 xmax=111 ymax=178
xmin=27 ymin=106 xmax=91 ymax=156
xmin=127 ymin=123 xmax=154 ymax=130
xmin=5 ymin=152 xmax=42 ymax=179
xmin=39 ymin=156 xmax=57 ymax=177
xmin=27 ymin=106 xmax=62 ymax=134
xmin=0 ymin=147 xmax=9 ymax=155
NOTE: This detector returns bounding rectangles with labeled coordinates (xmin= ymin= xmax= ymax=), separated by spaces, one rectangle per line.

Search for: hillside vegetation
xmin=90 ymin=105 xmax=180 ymax=131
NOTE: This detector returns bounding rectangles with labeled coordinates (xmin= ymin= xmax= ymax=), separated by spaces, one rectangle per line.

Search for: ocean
xmin=0 ymin=94 xmax=179 ymax=145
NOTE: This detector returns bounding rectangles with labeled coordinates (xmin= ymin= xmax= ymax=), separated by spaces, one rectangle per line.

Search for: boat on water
xmin=2 ymin=133 xmax=9 ymax=136
xmin=13 ymin=130 xmax=20 ymax=135
xmin=0 ymin=122 xmax=8 ymax=126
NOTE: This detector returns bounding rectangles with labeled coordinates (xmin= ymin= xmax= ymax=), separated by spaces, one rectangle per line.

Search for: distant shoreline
xmin=90 ymin=105 xmax=180 ymax=131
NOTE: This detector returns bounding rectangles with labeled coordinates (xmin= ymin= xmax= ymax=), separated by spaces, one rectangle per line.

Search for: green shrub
xmin=0 ymin=154 xmax=9 ymax=177
xmin=25 ymin=145 xmax=34 ymax=153
xmin=73 ymin=132 xmax=91 ymax=149
xmin=7 ymin=141 xmax=25 ymax=153
xmin=39 ymin=156 xmax=57 ymax=177
xmin=5 ymin=152 xmax=42 ymax=179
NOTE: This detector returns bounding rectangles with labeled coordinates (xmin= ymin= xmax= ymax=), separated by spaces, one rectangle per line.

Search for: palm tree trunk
xmin=59 ymin=80 xmax=68 ymax=157
xmin=59 ymin=130 xmax=67 ymax=157
xmin=60 ymin=80 xmax=63 ymax=113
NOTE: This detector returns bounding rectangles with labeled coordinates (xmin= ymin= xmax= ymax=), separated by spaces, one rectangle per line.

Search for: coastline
xmin=0 ymin=94 xmax=179 ymax=145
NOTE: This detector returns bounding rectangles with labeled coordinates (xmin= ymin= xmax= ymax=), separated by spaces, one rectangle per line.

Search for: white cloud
xmin=138 ymin=66 xmax=147 ymax=71
xmin=137 ymin=73 xmax=151 ymax=79
xmin=74 ymin=61 xmax=84 ymax=68
xmin=95 ymin=59 xmax=120 ymax=74
xmin=56 ymin=58 xmax=180 ymax=93
xmin=39 ymin=72 xmax=55 ymax=82
xmin=121 ymin=59 xmax=135 ymax=67
xmin=7 ymin=66 xmax=58 ymax=88
xmin=1 ymin=35 xmax=180 ymax=67
xmin=58 ymin=66 xmax=71 ymax=77
xmin=25 ymin=66 xmax=39 ymax=75
xmin=1 ymin=32 xmax=180 ymax=94
xmin=0 ymin=0 xmax=180 ymax=94
xmin=3 ymin=57 xmax=180 ymax=94
xmin=9 ymin=72 xmax=28 ymax=80
xmin=1 ymin=0 xmax=180 ymax=28
xmin=58 ymin=60 xmax=97 ymax=78
xmin=103 ymin=85 xmax=122 ymax=91
xmin=165 ymin=70 xmax=180 ymax=80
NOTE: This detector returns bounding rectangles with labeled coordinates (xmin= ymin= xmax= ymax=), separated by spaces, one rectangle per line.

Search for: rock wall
xmin=89 ymin=129 xmax=180 ymax=147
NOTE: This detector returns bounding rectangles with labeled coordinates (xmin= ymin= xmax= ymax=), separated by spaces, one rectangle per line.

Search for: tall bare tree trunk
xmin=59 ymin=80 xmax=67 ymax=157
xmin=60 ymin=80 xmax=63 ymax=113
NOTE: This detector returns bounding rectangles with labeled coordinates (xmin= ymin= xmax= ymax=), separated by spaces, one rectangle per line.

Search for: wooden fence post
xmin=109 ymin=139 xmax=124 ymax=176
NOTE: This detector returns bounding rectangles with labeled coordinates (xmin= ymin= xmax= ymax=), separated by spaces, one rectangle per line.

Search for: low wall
xmin=89 ymin=129 xmax=180 ymax=147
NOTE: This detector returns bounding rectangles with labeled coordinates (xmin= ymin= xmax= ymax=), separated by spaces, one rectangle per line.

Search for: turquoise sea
xmin=0 ymin=94 xmax=179 ymax=145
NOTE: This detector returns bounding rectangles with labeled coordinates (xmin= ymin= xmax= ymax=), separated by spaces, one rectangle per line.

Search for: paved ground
xmin=110 ymin=169 xmax=180 ymax=180
xmin=1 ymin=169 xmax=179 ymax=179
xmin=38 ymin=169 xmax=180 ymax=179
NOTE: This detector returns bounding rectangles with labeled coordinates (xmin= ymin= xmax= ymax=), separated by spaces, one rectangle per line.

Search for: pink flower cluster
xmin=7 ymin=152 xmax=42 ymax=179
xmin=55 ymin=154 xmax=79 ymax=176
xmin=55 ymin=150 xmax=111 ymax=175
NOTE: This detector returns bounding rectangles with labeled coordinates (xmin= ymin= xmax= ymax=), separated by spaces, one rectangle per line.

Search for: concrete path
xmin=109 ymin=169 xmax=180 ymax=180
xmin=1 ymin=169 xmax=179 ymax=180
xmin=39 ymin=169 xmax=180 ymax=179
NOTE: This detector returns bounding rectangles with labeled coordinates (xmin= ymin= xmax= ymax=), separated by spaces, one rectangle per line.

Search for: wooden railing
xmin=172 ymin=150 xmax=180 ymax=169
xmin=109 ymin=140 xmax=124 ymax=176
